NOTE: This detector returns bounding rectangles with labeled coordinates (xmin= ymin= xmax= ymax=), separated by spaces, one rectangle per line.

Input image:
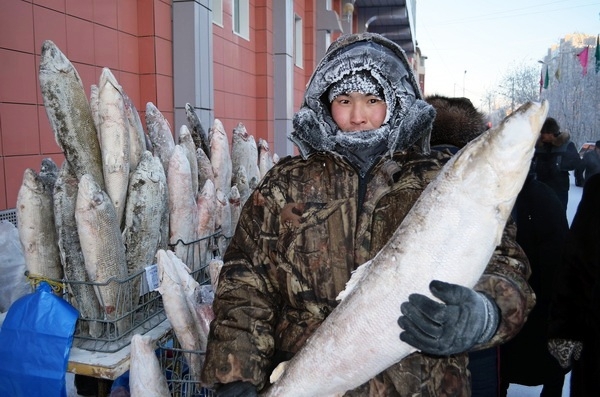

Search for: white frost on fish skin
xmin=97 ymin=67 xmax=130 ymax=226
xmin=129 ymin=333 xmax=170 ymax=397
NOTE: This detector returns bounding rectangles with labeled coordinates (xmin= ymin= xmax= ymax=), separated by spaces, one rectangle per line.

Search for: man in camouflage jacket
xmin=202 ymin=32 xmax=535 ymax=397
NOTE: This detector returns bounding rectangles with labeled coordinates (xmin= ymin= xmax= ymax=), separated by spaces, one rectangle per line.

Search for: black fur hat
xmin=541 ymin=117 xmax=560 ymax=137
xmin=426 ymin=95 xmax=487 ymax=149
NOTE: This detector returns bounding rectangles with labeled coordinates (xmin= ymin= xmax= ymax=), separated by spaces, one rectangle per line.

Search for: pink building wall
xmin=0 ymin=0 xmax=174 ymax=210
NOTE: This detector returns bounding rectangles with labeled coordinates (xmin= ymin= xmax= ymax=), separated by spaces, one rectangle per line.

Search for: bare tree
xmin=540 ymin=36 xmax=600 ymax=149
xmin=495 ymin=62 xmax=540 ymax=113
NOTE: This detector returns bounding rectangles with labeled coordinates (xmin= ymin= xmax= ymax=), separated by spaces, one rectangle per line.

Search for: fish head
xmin=258 ymin=138 xmax=270 ymax=151
xmin=233 ymin=123 xmax=249 ymax=140
xmin=99 ymin=67 xmax=122 ymax=92
xmin=39 ymin=40 xmax=74 ymax=75
xmin=77 ymin=173 xmax=107 ymax=208
xmin=22 ymin=168 xmax=44 ymax=193
xmin=211 ymin=119 xmax=226 ymax=138
xmin=40 ymin=158 xmax=58 ymax=174
xmin=450 ymin=100 xmax=549 ymax=214
xmin=229 ymin=185 xmax=241 ymax=203
xmin=179 ymin=125 xmax=191 ymax=142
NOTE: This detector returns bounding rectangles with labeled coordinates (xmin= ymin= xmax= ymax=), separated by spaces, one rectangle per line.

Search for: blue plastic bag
xmin=0 ymin=281 xmax=79 ymax=397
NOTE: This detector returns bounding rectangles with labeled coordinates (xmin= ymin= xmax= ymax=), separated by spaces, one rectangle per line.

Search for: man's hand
xmin=548 ymin=338 xmax=583 ymax=369
xmin=398 ymin=280 xmax=500 ymax=356
xmin=216 ymin=381 xmax=258 ymax=397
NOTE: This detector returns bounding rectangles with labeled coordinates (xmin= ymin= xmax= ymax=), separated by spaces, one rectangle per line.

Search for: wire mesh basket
xmin=38 ymin=268 xmax=167 ymax=353
xmin=30 ymin=231 xmax=227 ymax=353
xmin=156 ymin=232 xmax=223 ymax=396
xmin=158 ymin=330 xmax=215 ymax=397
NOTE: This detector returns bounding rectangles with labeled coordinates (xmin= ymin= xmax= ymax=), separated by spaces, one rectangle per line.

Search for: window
xmin=233 ymin=0 xmax=249 ymax=40
xmin=213 ymin=0 xmax=223 ymax=26
xmin=294 ymin=14 xmax=303 ymax=68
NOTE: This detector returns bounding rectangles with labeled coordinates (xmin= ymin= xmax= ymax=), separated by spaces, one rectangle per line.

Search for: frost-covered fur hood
xmin=289 ymin=33 xmax=435 ymax=172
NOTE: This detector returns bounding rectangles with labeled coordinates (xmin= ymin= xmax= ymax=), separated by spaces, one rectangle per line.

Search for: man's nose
xmin=349 ymin=104 xmax=367 ymax=125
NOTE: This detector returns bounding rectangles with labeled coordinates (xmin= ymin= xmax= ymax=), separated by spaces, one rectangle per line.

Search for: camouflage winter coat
xmin=201 ymin=148 xmax=535 ymax=396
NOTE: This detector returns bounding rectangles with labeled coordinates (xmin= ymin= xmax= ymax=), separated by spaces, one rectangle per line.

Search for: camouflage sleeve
xmin=201 ymin=187 xmax=280 ymax=390
xmin=473 ymin=217 xmax=536 ymax=347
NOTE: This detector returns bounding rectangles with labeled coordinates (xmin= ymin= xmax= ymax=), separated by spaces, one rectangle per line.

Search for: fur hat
xmin=426 ymin=95 xmax=487 ymax=149
xmin=541 ymin=117 xmax=560 ymax=137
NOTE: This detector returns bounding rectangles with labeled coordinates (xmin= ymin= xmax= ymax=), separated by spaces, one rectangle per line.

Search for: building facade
xmin=0 ymin=0 xmax=420 ymax=213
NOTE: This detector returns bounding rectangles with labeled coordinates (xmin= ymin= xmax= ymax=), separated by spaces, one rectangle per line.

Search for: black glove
xmin=398 ymin=280 xmax=500 ymax=356
xmin=216 ymin=381 xmax=258 ymax=397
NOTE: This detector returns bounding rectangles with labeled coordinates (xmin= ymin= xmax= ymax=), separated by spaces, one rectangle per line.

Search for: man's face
xmin=330 ymin=92 xmax=387 ymax=132
xmin=540 ymin=131 xmax=554 ymax=143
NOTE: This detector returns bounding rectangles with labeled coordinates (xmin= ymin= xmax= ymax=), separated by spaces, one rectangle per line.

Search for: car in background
xmin=578 ymin=141 xmax=596 ymax=158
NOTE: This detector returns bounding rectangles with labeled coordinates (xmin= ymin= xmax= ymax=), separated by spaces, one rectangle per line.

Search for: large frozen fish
xmin=214 ymin=188 xmax=232 ymax=257
xmin=228 ymin=185 xmax=242 ymax=234
xmin=179 ymin=124 xmax=199 ymax=198
xmin=54 ymin=161 xmax=103 ymax=338
xmin=38 ymin=40 xmax=104 ymax=188
xmin=196 ymin=179 xmax=217 ymax=270
xmin=196 ymin=146 xmax=215 ymax=198
xmin=75 ymin=174 xmax=129 ymax=325
xmin=123 ymin=151 xmax=167 ymax=298
xmin=90 ymin=84 xmax=100 ymax=135
xmin=145 ymin=102 xmax=175 ymax=175
xmin=232 ymin=165 xmax=250 ymax=205
xmin=16 ymin=168 xmax=63 ymax=281
xmin=168 ymin=145 xmax=199 ymax=268
xmin=129 ymin=333 xmax=170 ymax=397
xmin=209 ymin=119 xmax=232 ymax=196
xmin=97 ymin=67 xmax=130 ymax=226
xmin=123 ymin=93 xmax=147 ymax=176
xmin=185 ymin=103 xmax=211 ymax=158
xmin=156 ymin=250 xmax=204 ymax=386
xmin=263 ymin=101 xmax=549 ymax=397
xmin=258 ymin=138 xmax=274 ymax=180
xmin=231 ymin=122 xmax=260 ymax=188
xmin=164 ymin=250 xmax=210 ymax=351
xmin=39 ymin=157 xmax=59 ymax=193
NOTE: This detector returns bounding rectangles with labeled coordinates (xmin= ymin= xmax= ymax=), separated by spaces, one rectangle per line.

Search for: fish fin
xmin=269 ymin=361 xmax=289 ymax=384
xmin=336 ymin=259 xmax=373 ymax=302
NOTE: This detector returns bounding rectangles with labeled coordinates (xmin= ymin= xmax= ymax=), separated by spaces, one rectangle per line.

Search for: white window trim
xmin=294 ymin=14 xmax=303 ymax=68
xmin=213 ymin=0 xmax=223 ymax=27
xmin=233 ymin=0 xmax=250 ymax=40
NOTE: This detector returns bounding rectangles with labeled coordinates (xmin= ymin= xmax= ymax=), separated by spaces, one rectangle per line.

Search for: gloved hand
xmin=548 ymin=338 xmax=583 ymax=369
xmin=398 ymin=280 xmax=500 ymax=356
xmin=216 ymin=381 xmax=258 ymax=397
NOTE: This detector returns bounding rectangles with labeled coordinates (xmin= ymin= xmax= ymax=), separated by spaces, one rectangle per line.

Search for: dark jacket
xmin=548 ymin=173 xmax=600 ymax=396
xmin=500 ymin=174 xmax=569 ymax=386
xmin=201 ymin=33 xmax=535 ymax=397
xmin=575 ymin=149 xmax=600 ymax=187
xmin=532 ymin=132 xmax=580 ymax=207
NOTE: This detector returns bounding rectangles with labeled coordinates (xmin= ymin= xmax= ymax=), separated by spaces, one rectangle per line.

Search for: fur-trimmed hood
xmin=289 ymin=33 xmax=435 ymax=173
xmin=536 ymin=129 xmax=572 ymax=148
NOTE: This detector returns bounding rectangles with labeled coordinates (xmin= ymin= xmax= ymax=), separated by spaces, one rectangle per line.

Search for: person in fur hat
xmin=532 ymin=117 xmax=581 ymax=210
xmin=201 ymin=33 xmax=534 ymax=397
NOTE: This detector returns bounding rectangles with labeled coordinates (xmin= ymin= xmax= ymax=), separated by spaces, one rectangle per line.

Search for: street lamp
xmin=463 ymin=70 xmax=467 ymax=97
